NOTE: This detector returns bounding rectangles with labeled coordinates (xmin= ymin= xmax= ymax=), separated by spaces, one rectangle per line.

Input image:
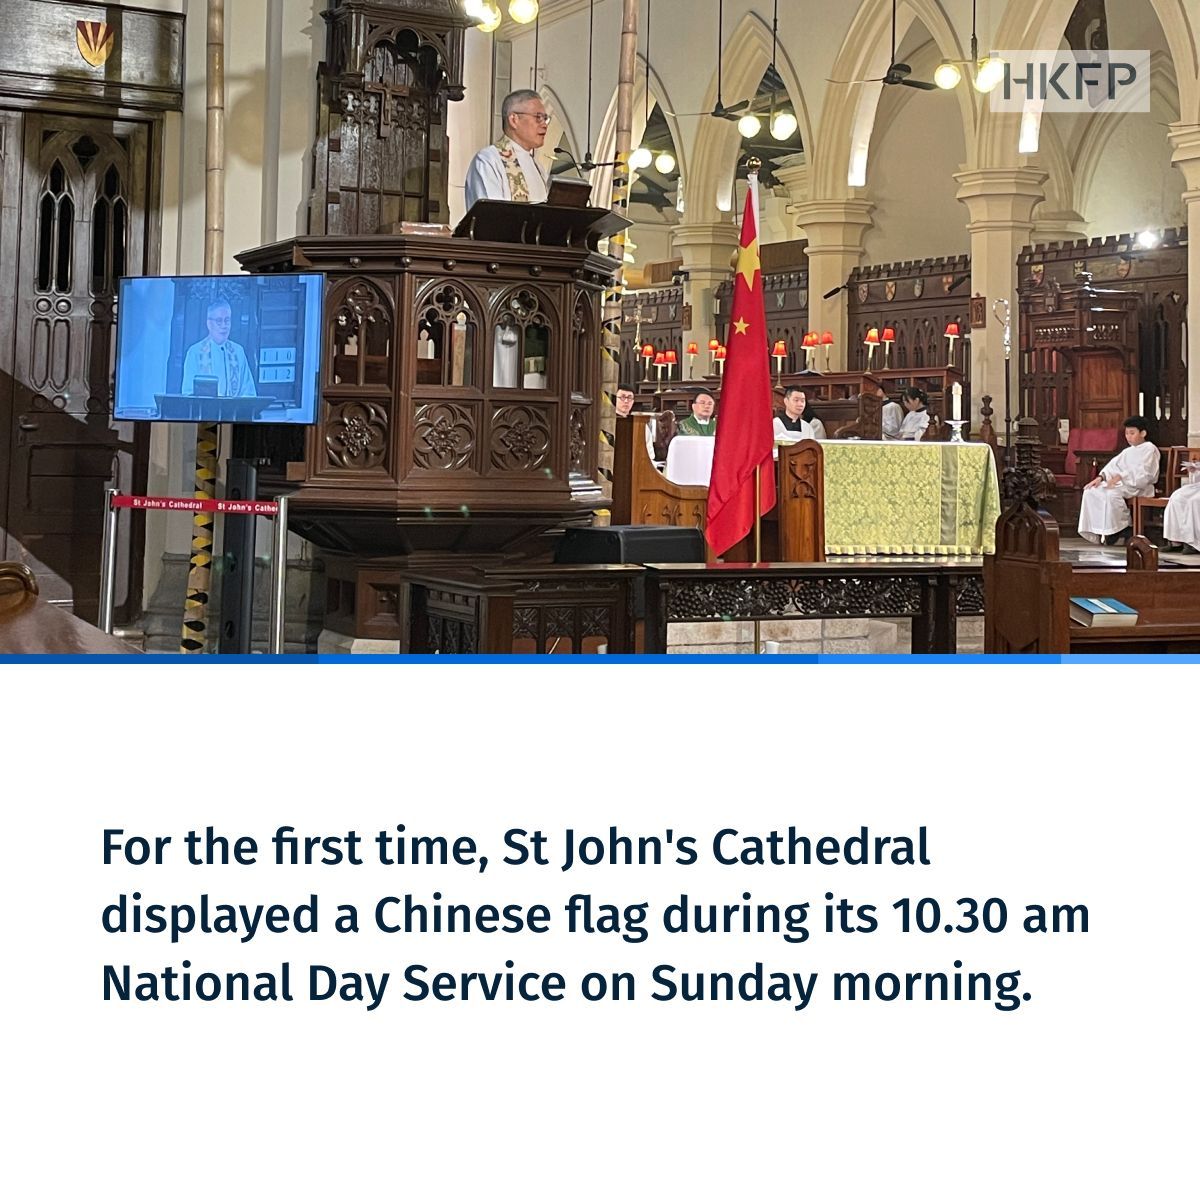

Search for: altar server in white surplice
xmin=1164 ymin=474 xmax=1200 ymax=552
xmin=1077 ymin=416 xmax=1160 ymax=543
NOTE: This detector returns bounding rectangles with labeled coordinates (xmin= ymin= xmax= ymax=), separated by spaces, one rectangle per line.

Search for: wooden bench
xmin=984 ymin=504 xmax=1200 ymax=654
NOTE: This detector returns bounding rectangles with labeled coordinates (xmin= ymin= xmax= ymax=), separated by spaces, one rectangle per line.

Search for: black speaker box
xmin=555 ymin=525 xmax=706 ymax=565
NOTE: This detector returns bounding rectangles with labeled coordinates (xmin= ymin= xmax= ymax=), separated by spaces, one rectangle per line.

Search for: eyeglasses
xmin=512 ymin=111 xmax=551 ymax=125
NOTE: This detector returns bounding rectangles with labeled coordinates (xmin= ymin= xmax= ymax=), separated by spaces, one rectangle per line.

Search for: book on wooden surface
xmin=1069 ymin=597 xmax=1139 ymax=627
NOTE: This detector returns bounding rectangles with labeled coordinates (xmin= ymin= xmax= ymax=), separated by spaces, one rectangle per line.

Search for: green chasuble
xmin=677 ymin=417 xmax=717 ymax=437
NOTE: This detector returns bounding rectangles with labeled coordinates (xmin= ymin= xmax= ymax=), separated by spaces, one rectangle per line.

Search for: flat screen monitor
xmin=114 ymin=273 xmax=324 ymax=424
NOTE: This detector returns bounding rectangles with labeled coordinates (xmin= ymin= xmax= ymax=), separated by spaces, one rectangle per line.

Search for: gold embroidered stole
xmin=494 ymin=135 xmax=532 ymax=203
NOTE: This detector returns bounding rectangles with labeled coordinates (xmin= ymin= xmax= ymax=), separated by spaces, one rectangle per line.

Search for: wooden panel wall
xmin=1018 ymin=230 xmax=1188 ymax=447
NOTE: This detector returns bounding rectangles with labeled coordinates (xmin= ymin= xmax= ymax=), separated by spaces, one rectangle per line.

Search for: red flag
xmin=705 ymin=176 xmax=776 ymax=557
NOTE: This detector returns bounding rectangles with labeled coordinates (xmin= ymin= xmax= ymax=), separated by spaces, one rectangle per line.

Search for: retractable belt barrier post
xmin=99 ymin=492 xmax=288 ymax=652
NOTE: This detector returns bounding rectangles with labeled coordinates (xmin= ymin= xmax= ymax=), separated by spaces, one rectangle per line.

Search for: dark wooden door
xmin=2 ymin=113 xmax=151 ymax=620
xmin=1073 ymin=353 xmax=1131 ymax=430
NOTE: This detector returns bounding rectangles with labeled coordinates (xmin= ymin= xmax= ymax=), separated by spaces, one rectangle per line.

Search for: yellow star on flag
xmin=733 ymin=317 xmax=750 ymax=335
xmin=735 ymin=237 xmax=760 ymax=291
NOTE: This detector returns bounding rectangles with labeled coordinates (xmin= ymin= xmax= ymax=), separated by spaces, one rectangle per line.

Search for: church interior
xmin=1 ymin=0 xmax=1198 ymax=656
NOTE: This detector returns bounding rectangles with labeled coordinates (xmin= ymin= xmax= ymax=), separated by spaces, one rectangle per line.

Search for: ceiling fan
xmin=664 ymin=0 xmax=752 ymax=120
xmin=829 ymin=0 xmax=938 ymax=92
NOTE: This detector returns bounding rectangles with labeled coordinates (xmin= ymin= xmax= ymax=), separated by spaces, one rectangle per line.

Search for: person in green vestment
xmin=677 ymin=391 xmax=717 ymax=437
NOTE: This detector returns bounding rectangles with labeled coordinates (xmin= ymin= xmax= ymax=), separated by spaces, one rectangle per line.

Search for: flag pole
xmin=750 ymin=158 xmax=763 ymax=655
xmin=753 ymin=464 xmax=762 ymax=653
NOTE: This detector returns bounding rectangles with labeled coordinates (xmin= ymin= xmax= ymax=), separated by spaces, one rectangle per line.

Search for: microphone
xmin=948 ymin=273 xmax=970 ymax=293
xmin=823 ymin=283 xmax=848 ymax=300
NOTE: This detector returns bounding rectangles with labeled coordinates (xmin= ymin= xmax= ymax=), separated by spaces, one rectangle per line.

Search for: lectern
xmin=234 ymin=200 xmax=630 ymax=640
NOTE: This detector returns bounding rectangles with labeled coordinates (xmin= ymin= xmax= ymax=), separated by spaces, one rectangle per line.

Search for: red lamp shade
xmin=821 ymin=331 xmax=835 ymax=346
xmin=642 ymin=343 xmax=655 ymax=359
xmin=772 ymin=340 xmax=787 ymax=356
xmin=715 ymin=345 xmax=727 ymax=361
xmin=864 ymin=327 xmax=881 ymax=345
xmin=687 ymin=342 xmax=699 ymax=355
xmin=708 ymin=338 xmax=720 ymax=351
xmin=653 ymin=351 xmax=667 ymax=366
xmin=882 ymin=327 xmax=896 ymax=343
xmin=803 ymin=331 xmax=818 ymax=348
xmin=664 ymin=349 xmax=678 ymax=365
xmin=945 ymin=322 xmax=960 ymax=337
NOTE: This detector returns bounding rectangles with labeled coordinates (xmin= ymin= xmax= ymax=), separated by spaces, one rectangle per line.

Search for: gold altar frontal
xmin=822 ymin=442 xmax=1002 ymax=558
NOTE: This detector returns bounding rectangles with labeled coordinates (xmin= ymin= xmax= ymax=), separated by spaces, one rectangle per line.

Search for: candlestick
xmin=821 ymin=331 xmax=834 ymax=372
xmin=951 ymin=381 xmax=963 ymax=423
xmin=882 ymin=327 xmax=895 ymax=366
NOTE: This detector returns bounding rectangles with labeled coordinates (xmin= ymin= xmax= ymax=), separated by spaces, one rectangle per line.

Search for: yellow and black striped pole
xmin=597 ymin=0 xmax=639 ymax=511
xmin=181 ymin=0 xmax=226 ymax=654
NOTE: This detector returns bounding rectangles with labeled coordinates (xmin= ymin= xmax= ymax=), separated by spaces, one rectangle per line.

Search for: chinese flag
xmin=705 ymin=176 xmax=777 ymax=558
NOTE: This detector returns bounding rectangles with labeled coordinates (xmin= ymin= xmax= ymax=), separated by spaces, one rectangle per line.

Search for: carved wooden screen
xmin=1019 ymin=232 xmax=1188 ymax=446
xmin=715 ymin=269 xmax=809 ymax=372
xmin=848 ymin=257 xmax=972 ymax=388
xmin=620 ymin=286 xmax=683 ymax=388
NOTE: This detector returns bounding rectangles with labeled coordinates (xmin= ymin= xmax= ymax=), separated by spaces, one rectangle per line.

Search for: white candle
xmin=952 ymin=382 xmax=963 ymax=423
xmin=1138 ymin=391 xmax=1145 ymax=416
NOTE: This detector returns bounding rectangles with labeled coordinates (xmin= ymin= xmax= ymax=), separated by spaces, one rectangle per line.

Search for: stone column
xmin=955 ymin=167 xmax=1048 ymax=431
xmin=790 ymin=199 xmax=874 ymax=370
xmin=1169 ymin=125 xmax=1200 ymax=447
xmin=672 ymin=221 xmax=741 ymax=355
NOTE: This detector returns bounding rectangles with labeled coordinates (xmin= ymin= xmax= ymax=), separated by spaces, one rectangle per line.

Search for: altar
xmin=821 ymin=442 xmax=1000 ymax=556
xmin=646 ymin=430 xmax=1001 ymax=558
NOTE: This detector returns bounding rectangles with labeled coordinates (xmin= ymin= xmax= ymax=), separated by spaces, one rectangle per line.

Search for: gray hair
xmin=501 ymin=89 xmax=543 ymax=133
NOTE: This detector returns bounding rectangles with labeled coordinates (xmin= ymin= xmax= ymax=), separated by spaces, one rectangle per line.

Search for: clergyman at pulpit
xmin=182 ymin=299 xmax=257 ymax=397
xmin=465 ymin=90 xmax=551 ymax=209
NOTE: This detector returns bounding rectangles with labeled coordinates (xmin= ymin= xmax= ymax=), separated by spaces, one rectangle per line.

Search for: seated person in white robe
xmin=881 ymin=397 xmax=904 ymax=440
xmin=1163 ymin=465 xmax=1200 ymax=552
xmin=897 ymin=388 xmax=930 ymax=441
xmin=1078 ymin=416 xmax=1161 ymax=544
xmin=773 ymin=386 xmax=824 ymax=442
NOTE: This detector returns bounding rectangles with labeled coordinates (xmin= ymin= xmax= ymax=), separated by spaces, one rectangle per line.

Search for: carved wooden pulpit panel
xmin=310 ymin=0 xmax=468 ymax=235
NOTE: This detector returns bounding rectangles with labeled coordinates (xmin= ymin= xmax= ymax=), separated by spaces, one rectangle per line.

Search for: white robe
xmin=1164 ymin=482 xmax=1200 ymax=551
xmin=772 ymin=416 xmax=815 ymax=443
xmin=464 ymin=143 xmax=549 ymax=209
xmin=881 ymin=401 xmax=903 ymax=440
xmin=1077 ymin=441 xmax=1161 ymax=542
xmin=898 ymin=410 xmax=930 ymax=441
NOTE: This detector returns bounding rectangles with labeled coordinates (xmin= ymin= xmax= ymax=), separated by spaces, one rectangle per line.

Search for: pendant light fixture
xmin=476 ymin=2 xmax=502 ymax=34
xmin=972 ymin=0 xmax=1007 ymax=94
xmin=936 ymin=1 xmax=1005 ymax=92
xmin=767 ymin=0 xmax=798 ymax=141
xmin=630 ymin=0 xmax=654 ymax=170
xmin=508 ymin=0 xmax=538 ymax=24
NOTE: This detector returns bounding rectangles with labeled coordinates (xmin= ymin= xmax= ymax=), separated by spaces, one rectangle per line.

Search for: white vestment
xmin=772 ymin=416 xmax=816 ymax=443
xmin=1164 ymin=482 xmax=1200 ymax=551
xmin=881 ymin=401 xmax=903 ymax=440
xmin=898 ymin=410 xmax=930 ymax=441
xmin=1077 ymin=441 xmax=1161 ymax=542
xmin=464 ymin=143 xmax=549 ymax=209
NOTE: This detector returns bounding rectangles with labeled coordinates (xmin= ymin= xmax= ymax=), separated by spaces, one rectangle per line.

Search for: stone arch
xmin=814 ymin=0 xmax=977 ymax=200
xmin=591 ymin=59 xmax=688 ymax=211
xmin=540 ymin=85 xmax=582 ymax=166
xmin=1072 ymin=50 xmax=1181 ymax=221
xmin=682 ymin=9 xmax=815 ymax=224
xmin=1026 ymin=113 xmax=1077 ymax=229
xmin=977 ymin=0 xmax=1199 ymax=168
